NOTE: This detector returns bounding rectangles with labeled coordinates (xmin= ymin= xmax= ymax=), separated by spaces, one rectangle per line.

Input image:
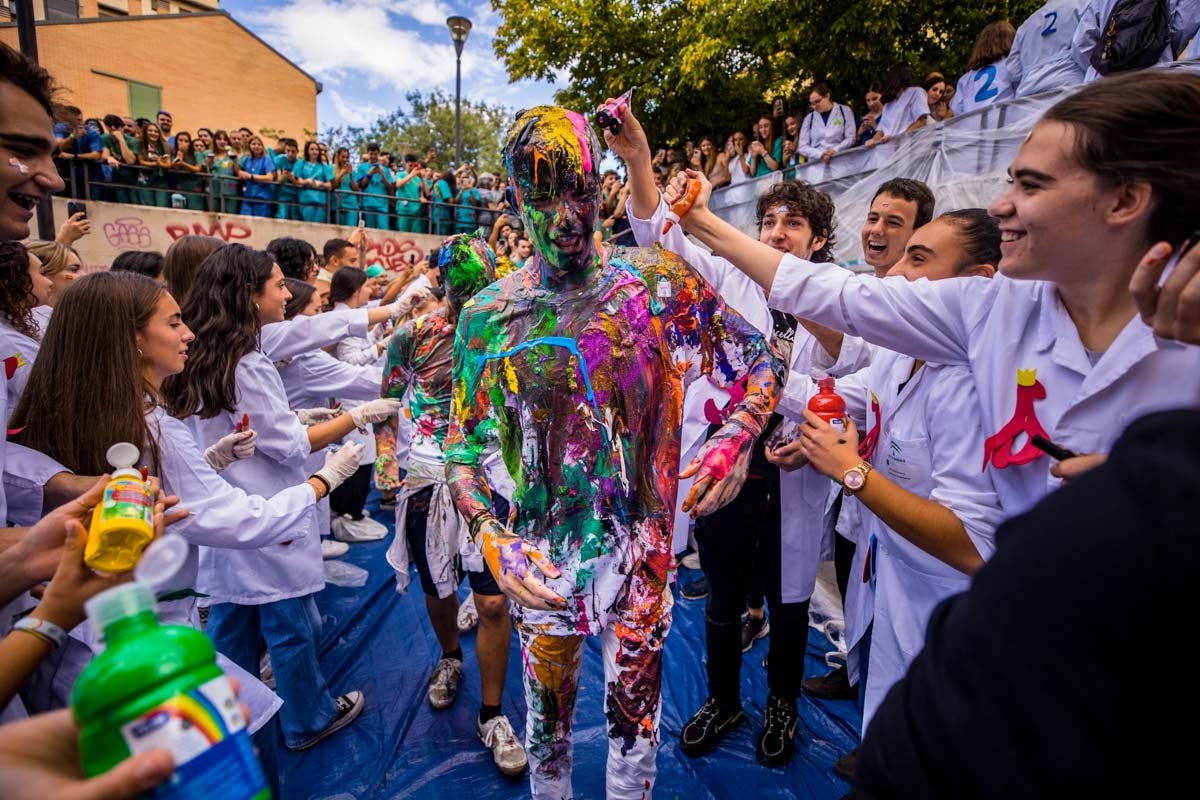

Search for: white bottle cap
xmin=85 ymin=583 xmax=156 ymax=632
xmin=134 ymin=534 xmax=190 ymax=594
xmin=105 ymin=442 xmax=142 ymax=479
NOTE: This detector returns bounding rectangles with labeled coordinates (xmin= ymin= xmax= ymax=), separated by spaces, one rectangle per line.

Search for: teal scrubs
xmin=353 ymin=160 xmax=394 ymax=230
xmin=295 ymin=159 xmax=330 ymax=223
xmin=275 ymin=153 xmax=301 ymax=220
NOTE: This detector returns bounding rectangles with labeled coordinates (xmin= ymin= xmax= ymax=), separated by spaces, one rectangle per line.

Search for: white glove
xmin=296 ymin=407 xmax=340 ymax=426
xmin=313 ymin=442 xmax=365 ymax=492
xmin=390 ymin=288 xmax=433 ymax=321
xmin=350 ymin=398 xmax=402 ymax=428
xmin=204 ymin=430 xmax=257 ymax=472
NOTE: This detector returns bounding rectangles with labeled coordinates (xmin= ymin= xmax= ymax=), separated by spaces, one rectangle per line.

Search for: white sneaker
xmin=321 ymin=539 xmax=350 ymax=559
xmin=478 ymin=714 xmax=528 ymax=776
xmin=456 ymin=591 xmax=479 ymax=633
xmin=427 ymin=657 xmax=463 ymax=710
xmin=332 ymin=514 xmax=388 ymax=543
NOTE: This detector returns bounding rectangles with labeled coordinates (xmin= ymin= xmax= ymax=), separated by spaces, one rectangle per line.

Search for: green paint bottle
xmin=71 ymin=583 xmax=271 ymax=799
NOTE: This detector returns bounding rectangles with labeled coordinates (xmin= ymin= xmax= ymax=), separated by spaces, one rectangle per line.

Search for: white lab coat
xmin=769 ymin=259 xmax=1200 ymax=517
xmin=188 ymin=351 xmax=322 ymax=605
xmin=331 ymin=302 xmax=386 ymax=466
xmin=951 ymin=61 xmax=1015 ymax=115
xmin=1073 ymin=0 xmax=1200 ymax=81
xmin=260 ymin=307 xmax=369 ymax=363
xmin=630 ymin=198 xmax=853 ymax=603
xmin=877 ymin=86 xmax=930 ymax=137
xmin=1008 ymin=0 xmax=1089 ymax=97
xmin=0 ymin=318 xmax=39 ymax=423
xmin=797 ymin=104 xmax=857 ymax=161
xmin=1 ymin=442 xmax=71 ymax=526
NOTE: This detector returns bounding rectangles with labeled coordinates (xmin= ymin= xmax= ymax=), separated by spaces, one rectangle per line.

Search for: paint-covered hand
xmin=600 ymin=97 xmax=651 ymax=165
xmin=680 ymin=422 xmax=756 ymax=518
xmin=477 ymin=518 xmax=566 ymax=612
xmin=796 ymin=409 xmax=860 ymax=481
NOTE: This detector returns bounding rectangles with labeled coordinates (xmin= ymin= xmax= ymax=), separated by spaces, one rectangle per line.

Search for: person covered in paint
xmin=383 ymin=233 xmax=528 ymax=777
xmin=444 ymin=106 xmax=783 ymax=800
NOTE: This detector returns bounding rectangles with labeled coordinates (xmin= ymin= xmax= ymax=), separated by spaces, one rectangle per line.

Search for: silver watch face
xmin=844 ymin=469 xmax=865 ymax=490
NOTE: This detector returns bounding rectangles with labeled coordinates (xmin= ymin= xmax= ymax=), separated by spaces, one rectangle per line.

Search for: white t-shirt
xmin=878 ymin=86 xmax=930 ymax=137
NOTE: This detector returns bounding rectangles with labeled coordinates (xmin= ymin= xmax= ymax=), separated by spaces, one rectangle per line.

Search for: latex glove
xmin=313 ymin=442 xmax=365 ymax=492
xmin=296 ymin=407 xmax=340 ymax=426
xmin=350 ymin=398 xmax=402 ymax=428
xmin=204 ymin=430 xmax=257 ymax=472
xmin=390 ymin=288 xmax=432 ymax=322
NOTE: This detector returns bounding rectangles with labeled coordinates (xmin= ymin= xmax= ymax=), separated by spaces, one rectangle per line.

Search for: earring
xmin=254 ymin=301 xmax=260 ymax=312
xmin=137 ymin=348 xmax=144 ymax=357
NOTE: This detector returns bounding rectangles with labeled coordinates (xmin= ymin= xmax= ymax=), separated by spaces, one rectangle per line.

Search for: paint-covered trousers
xmin=518 ymin=595 xmax=671 ymax=800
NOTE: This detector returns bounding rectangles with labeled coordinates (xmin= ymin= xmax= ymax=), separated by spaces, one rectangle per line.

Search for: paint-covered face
xmin=503 ymin=106 xmax=602 ymax=277
xmin=438 ymin=233 xmax=496 ymax=314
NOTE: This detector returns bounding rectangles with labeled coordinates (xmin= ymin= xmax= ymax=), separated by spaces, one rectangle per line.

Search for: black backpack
xmin=1090 ymin=0 xmax=1172 ymax=75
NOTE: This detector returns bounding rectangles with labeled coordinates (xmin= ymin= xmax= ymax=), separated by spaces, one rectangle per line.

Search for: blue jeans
xmin=207 ymin=595 xmax=340 ymax=749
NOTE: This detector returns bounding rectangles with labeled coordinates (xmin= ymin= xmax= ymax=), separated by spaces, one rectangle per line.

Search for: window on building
xmin=44 ymin=0 xmax=81 ymax=21
xmin=151 ymin=0 xmax=170 ymax=12
xmin=127 ymin=80 xmax=162 ymax=122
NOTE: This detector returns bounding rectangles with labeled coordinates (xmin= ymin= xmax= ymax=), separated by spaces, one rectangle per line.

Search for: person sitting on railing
xmin=237 ymin=135 xmax=278 ymax=218
xmin=867 ymin=66 xmax=931 ymax=148
xmin=136 ymin=121 xmax=172 ymax=208
xmin=295 ymin=140 xmax=332 ymax=224
xmin=171 ymin=132 xmax=208 ymax=211
xmin=799 ymin=82 xmax=857 ymax=165
xmin=1007 ymin=0 xmax=1087 ymax=98
xmin=748 ymin=115 xmax=783 ymax=176
xmin=951 ymin=21 xmax=1016 ymax=116
xmin=275 ymin=138 xmax=303 ymax=222
xmin=856 ymin=83 xmax=884 ymax=147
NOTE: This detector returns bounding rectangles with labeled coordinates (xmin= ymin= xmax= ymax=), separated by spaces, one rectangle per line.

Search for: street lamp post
xmin=446 ymin=15 xmax=472 ymax=168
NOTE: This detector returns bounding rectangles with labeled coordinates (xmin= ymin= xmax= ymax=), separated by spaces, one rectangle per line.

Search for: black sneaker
xmin=801 ymin=665 xmax=857 ymax=700
xmin=285 ymin=690 xmax=366 ymax=751
xmin=741 ymin=613 xmax=769 ymax=652
xmin=833 ymin=748 xmax=858 ymax=781
xmin=680 ymin=576 xmax=710 ymax=600
xmin=679 ymin=696 xmax=744 ymax=757
xmin=756 ymin=694 xmax=799 ymax=767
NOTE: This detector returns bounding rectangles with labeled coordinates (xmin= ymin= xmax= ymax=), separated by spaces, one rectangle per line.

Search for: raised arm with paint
xmin=442 ymin=105 xmax=781 ymax=800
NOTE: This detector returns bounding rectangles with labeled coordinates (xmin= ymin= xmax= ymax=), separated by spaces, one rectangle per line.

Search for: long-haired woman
xmin=700 ymin=135 xmax=730 ymax=188
xmin=295 ymin=140 xmax=331 ymax=224
xmin=0 ymin=242 xmax=52 ymax=416
xmin=237 ymin=135 xmax=277 ymax=218
xmin=749 ymin=115 xmax=782 ymax=176
xmin=136 ymin=121 xmax=172 ymax=207
xmin=212 ymin=129 xmax=240 ymax=214
xmin=170 ymin=131 xmax=208 ymax=211
xmin=25 ymin=240 xmax=81 ymax=306
xmin=163 ymin=235 xmax=223 ymax=307
xmin=161 ymin=244 xmax=400 ymax=751
xmin=952 ymin=20 xmax=1016 ymax=115
xmin=8 ymin=270 xmax=367 ymax=737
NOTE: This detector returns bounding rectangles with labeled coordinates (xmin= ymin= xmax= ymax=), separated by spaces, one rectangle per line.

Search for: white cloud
xmin=241 ymin=0 xmax=558 ymax=128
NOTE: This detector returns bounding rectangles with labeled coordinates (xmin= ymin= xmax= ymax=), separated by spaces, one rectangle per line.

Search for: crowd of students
xmin=677 ymin=0 xmax=1200 ymax=190
xmin=3 ymin=19 xmax=1200 ymax=800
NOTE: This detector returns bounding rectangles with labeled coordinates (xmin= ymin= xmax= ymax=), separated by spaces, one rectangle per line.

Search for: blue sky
xmin=220 ymin=0 xmax=563 ymax=131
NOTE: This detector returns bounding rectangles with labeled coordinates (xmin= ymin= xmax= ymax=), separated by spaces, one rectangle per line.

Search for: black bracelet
xmin=310 ymin=473 xmax=331 ymax=495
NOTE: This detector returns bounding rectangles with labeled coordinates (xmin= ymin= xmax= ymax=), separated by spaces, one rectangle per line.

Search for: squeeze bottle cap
xmin=817 ymin=375 xmax=835 ymax=392
xmin=134 ymin=535 xmax=189 ymax=594
xmin=85 ymin=583 xmax=156 ymax=632
xmin=105 ymin=442 xmax=142 ymax=480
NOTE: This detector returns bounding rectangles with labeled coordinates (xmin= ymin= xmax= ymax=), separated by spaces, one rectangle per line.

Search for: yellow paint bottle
xmin=85 ymin=443 xmax=155 ymax=573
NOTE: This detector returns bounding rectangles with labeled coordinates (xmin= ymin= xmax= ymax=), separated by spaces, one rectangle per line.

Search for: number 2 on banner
xmin=974 ymin=65 xmax=999 ymax=103
xmin=1041 ymin=11 xmax=1058 ymax=36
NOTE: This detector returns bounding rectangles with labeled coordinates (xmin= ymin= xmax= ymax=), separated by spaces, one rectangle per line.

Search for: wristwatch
xmin=13 ymin=616 xmax=68 ymax=649
xmin=841 ymin=462 xmax=873 ymax=495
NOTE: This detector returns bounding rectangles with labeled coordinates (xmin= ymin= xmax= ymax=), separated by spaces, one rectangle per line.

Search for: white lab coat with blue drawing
xmin=1008 ymin=0 xmax=1089 ymax=96
xmin=952 ymin=60 xmax=1016 ymax=115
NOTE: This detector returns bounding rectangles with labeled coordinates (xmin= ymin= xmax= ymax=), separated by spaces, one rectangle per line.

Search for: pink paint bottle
xmin=808 ymin=376 xmax=847 ymax=433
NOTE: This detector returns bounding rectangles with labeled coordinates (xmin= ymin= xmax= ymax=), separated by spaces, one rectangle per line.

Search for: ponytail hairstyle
xmin=10 ymin=271 xmax=164 ymax=475
xmin=161 ymin=243 xmax=275 ymax=419
xmin=938 ymin=208 xmax=1001 ymax=273
xmin=1041 ymin=70 xmax=1200 ymax=249
xmin=327 ymin=266 xmax=367 ymax=310
xmin=0 ymin=241 xmax=39 ymax=339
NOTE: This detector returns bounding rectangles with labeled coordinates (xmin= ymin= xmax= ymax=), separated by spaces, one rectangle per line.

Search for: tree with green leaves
xmin=491 ymin=0 xmax=1043 ymax=146
xmin=320 ymin=91 xmax=513 ymax=174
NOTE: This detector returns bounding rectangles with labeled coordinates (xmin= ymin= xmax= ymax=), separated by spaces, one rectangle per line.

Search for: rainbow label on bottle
xmin=120 ymin=676 xmax=267 ymax=800
xmin=100 ymin=479 xmax=153 ymax=525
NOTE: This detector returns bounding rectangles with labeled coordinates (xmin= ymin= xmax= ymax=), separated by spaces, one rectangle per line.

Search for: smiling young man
xmin=445 ymin=105 xmax=782 ymax=799
xmin=0 ymin=46 xmax=66 ymax=243
xmin=860 ymin=178 xmax=934 ymax=277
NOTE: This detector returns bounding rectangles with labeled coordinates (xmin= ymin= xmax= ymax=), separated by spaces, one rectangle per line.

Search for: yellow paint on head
xmin=503 ymin=357 xmax=520 ymax=393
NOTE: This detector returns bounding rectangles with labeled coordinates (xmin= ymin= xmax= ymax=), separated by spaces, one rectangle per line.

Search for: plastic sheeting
xmin=710 ymin=60 xmax=1200 ymax=269
xmin=276 ymin=495 xmax=861 ymax=800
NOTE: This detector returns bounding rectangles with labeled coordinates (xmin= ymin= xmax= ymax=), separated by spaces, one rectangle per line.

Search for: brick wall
xmin=0 ymin=13 xmax=318 ymax=144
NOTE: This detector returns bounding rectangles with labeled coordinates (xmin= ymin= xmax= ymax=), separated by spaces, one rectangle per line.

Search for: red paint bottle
xmin=808 ymin=376 xmax=847 ymax=432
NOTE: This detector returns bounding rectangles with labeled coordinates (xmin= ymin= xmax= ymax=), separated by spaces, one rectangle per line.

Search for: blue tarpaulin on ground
xmin=276 ymin=498 xmax=861 ymax=800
